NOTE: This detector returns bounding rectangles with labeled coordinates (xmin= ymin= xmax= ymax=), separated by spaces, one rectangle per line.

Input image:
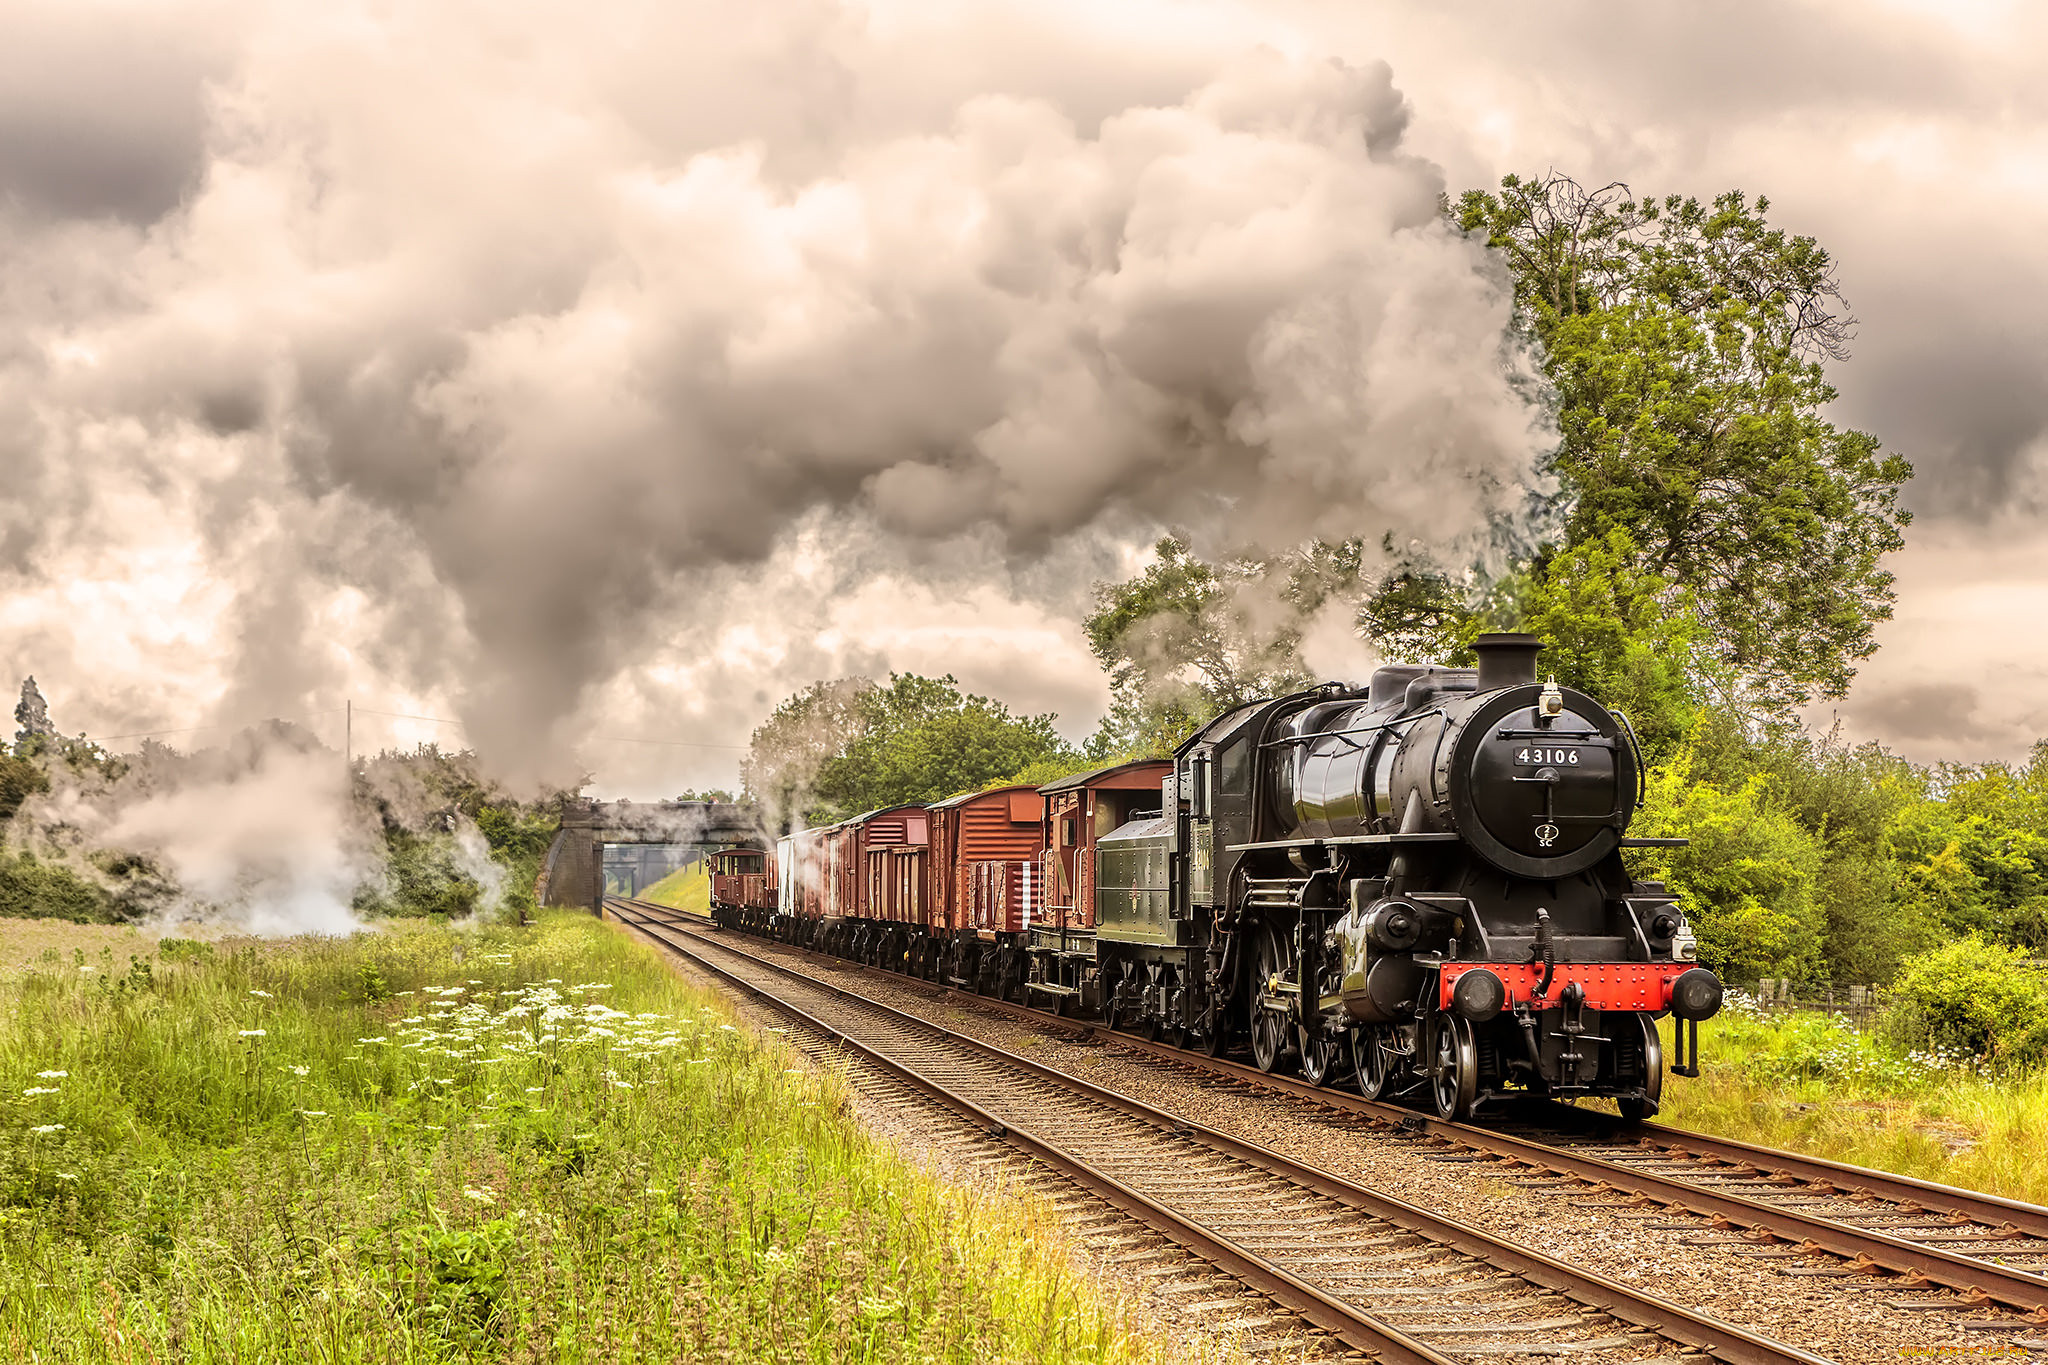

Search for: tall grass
xmin=0 ymin=913 xmax=1222 ymax=1363
xmin=637 ymin=864 xmax=710 ymax=913
xmin=1653 ymin=999 xmax=2048 ymax=1206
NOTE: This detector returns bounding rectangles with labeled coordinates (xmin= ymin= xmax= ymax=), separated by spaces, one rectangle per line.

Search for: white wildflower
xmin=30 ymin=1124 xmax=63 ymax=1135
xmin=55 ymin=1171 xmax=78 ymax=1181
xmin=249 ymin=989 xmax=272 ymax=998
xmin=35 ymin=1070 xmax=67 ymax=1079
xmin=23 ymin=1087 xmax=58 ymax=1097
xmin=300 ymin=1110 xmax=329 ymax=1118
xmin=287 ymin=1064 xmax=310 ymax=1078
xmin=462 ymin=1187 xmax=495 ymax=1204
xmin=357 ymin=1037 xmax=388 ymax=1044
xmin=239 ymin=1029 xmax=267 ymax=1038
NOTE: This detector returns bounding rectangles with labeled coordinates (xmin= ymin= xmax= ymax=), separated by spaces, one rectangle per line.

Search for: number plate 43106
xmin=1514 ymin=747 xmax=1580 ymax=766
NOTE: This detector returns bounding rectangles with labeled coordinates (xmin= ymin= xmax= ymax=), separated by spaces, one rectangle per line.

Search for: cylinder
xmin=1473 ymin=632 xmax=1543 ymax=690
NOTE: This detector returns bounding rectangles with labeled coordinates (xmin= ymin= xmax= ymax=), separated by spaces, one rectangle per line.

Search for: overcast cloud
xmin=1 ymin=0 xmax=2042 ymax=794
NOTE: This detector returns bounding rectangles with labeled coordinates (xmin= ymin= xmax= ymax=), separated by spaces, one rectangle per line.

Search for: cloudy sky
xmin=1 ymin=0 xmax=2041 ymax=796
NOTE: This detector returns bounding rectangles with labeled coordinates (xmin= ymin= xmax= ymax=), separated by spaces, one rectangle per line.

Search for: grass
xmin=0 ymin=912 xmax=1239 ymax=1364
xmin=1649 ymin=998 xmax=2048 ymax=1206
xmin=638 ymin=863 xmax=710 ymax=913
xmin=0 ymin=918 xmax=156 ymax=976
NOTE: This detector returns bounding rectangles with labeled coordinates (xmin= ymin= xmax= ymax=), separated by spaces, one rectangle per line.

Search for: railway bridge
xmin=537 ymin=798 xmax=760 ymax=909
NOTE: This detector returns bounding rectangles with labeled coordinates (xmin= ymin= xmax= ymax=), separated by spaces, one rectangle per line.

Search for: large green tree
xmin=1085 ymin=173 xmax=1911 ymax=738
xmin=744 ymin=674 xmax=1076 ymax=827
xmin=1454 ymin=174 xmax=1912 ymax=708
xmin=739 ymin=677 xmax=877 ymax=833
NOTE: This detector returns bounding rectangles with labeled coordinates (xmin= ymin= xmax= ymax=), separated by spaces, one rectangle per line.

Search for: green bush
xmin=0 ymin=852 xmax=115 ymax=923
xmin=1626 ymin=766 xmax=1826 ymax=982
xmin=1885 ymin=938 xmax=2048 ymax=1067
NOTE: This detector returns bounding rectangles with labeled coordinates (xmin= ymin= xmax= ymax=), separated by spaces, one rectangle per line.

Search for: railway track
xmin=608 ymin=896 xmax=1831 ymax=1365
xmin=611 ymin=896 xmax=2048 ymax=1329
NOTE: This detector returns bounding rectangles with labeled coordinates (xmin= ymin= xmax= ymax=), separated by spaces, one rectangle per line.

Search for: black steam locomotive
xmin=725 ymin=632 xmax=1724 ymax=1121
xmin=1079 ymin=632 xmax=1723 ymax=1120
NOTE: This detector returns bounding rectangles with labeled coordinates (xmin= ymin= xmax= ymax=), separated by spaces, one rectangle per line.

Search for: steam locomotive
xmin=708 ymin=633 xmax=1723 ymax=1120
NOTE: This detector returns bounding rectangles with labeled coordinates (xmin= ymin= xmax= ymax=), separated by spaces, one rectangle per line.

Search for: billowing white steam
xmin=1 ymin=1 xmax=1552 ymax=913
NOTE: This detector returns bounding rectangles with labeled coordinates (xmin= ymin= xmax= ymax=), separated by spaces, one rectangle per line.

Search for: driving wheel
xmin=1298 ymin=1026 xmax=1342 ymax=1088
xmin=1250 ymin=926 xmax=1297 ymax=1075
xmin=1431 ymin=1014 xmax=1479 ymax=1121
xmin=1616 ymin=1013 xmax=1664 ymax=1123
xmin=1352 ymin=1025 xmax=1392 ymax=1100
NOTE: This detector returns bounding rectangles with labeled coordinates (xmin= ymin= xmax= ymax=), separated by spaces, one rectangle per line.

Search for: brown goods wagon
xmin=820 ymin=820 xmax=863 ymax=922
xmin=927 ymin=786 xmax=1046 ymax=938
xmin=1039 ymin=760 xmax=1173 ymax=934
xmin=859 ymin=804 xmax=930 ymax=927
xmin=709 ymin=847 xmax=769 ymax=910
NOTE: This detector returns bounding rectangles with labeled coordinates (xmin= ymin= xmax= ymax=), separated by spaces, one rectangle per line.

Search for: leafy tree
xmin=1626 ymin=763 xmax=1828 ymax=982
xmin=742 ymin=674 xmax=1077 ymax=826
xmin=1455 ymin=529 xmax=1714 ymax=762
xmin=0 ymin=753 xmax=48 ymax=821
xmin=1455 ymin=174 xmax=1912 ymax=708
xmin=739 ymin=678 xmax=876 ymax=833
xmin=812 ymin=674 xmax=1075 ymax=817
xmin=1082 ymin=537 xmax=1374 ymax=754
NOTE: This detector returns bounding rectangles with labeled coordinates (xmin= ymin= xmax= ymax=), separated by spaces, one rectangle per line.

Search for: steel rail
xmin=606 ymin=902 xmax=1454 ymax=1364
xmin=613 ymin=896 xmax=2048 ymax=1317
xmin=609 ymin=897 xmax=1833 ymax=1365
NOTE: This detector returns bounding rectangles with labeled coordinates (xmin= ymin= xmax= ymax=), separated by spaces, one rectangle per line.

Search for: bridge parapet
xmin=539 ymin=799 xmax=763 ymax=910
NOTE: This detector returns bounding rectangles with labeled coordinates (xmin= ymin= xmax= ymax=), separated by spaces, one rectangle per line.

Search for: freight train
xmin=705 ymin=634 xmax=1723 ymax=1120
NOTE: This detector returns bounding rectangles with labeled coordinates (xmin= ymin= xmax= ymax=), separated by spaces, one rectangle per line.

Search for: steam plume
xmin=1 ymin=1 xmax=1551 ymax=789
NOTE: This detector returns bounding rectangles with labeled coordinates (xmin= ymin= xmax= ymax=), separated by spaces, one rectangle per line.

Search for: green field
xmin=0 ymin=913 xmax=1222 ymax=1364
xmin=1653 ymin=1003 xmax=2048 ymax=1206
xmin=638 ymin=860 xmax=710 ymax=912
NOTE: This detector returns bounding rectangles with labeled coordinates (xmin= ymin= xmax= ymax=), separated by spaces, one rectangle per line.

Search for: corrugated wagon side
xmin=924 ymin=785 xmax=1046 ymax=996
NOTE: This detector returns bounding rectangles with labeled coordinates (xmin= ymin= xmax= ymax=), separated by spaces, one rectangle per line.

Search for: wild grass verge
xmin=1648 ymin=999 xmax=2048 ymax=1206
xmin=637 ymin=864 xmax=709 ymax=912
xmin=0 ymin=912 xmax=1234 ymax=1364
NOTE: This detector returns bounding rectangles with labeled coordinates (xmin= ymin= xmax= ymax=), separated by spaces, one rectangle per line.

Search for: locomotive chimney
xmin=1473 ymin=632 xmax=1542 ymax=690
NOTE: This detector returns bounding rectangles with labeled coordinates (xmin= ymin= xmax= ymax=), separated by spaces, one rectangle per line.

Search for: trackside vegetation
xmin=0 ymin=913 xmax=1226 ymax=1364
xmin=1655 ymin=982 xmax=2048 ymax=1206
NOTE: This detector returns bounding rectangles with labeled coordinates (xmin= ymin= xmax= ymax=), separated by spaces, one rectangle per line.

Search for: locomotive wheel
xmin=1104 ymin=963 xmax=1133 ymax=1033
xmin=1617 ymin=1014 xmax=1664 ymax=1123
xmin=1250 ymin=928 xmax=1296 ymax=1075
xmin=1297 ymin=1027 xmax=1342 ymax=1088
xmin=1351 ymin=1025 xmax=1392 ymax=1100
xmin=1430 ymin=1015 xmax=1479 ymax=1121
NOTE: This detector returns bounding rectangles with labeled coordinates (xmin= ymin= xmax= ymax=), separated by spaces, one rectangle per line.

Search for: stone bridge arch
xmin=537 ymin=798 xmax=763 ymax=910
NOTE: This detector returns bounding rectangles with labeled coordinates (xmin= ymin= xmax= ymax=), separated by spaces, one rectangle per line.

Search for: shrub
xmin=0 ymin=852 xmax=116 ymax=923
xmin=1885 ymin=938 xmax=2048 ymax=1067
xmin=1626 ymin=766 xmax=1826 ymax=982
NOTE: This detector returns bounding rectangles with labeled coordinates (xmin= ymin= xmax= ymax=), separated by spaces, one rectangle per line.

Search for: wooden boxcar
xmin=922 ymin=785 xmax=1046 ymax=995
xmin=707 ymin=847 xmax=774 ymax=932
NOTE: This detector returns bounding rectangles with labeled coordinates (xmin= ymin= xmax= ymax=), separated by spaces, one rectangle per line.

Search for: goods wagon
xmin=922 ymin=785 xmax=1047 ymax=996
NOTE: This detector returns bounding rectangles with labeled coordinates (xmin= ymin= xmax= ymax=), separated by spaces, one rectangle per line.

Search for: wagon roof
xmin=852 ymin=802 xmax=929 ymax=825
xmin=928 ymin=783 xmax=1038 ymax=810
xmin=1036 ymin=759 xmax=1171 ymax=795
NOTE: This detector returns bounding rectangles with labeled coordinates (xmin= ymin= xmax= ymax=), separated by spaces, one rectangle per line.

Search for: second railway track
xmin=608 ymin=896 xmax=1835 ymax=1365
xmin=611 ymin=895 xmax=2048 ymax=1331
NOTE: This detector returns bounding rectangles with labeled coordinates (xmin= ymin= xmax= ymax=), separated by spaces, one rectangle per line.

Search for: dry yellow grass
xmin=0 ymin=915 xmax=156 ymax=975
